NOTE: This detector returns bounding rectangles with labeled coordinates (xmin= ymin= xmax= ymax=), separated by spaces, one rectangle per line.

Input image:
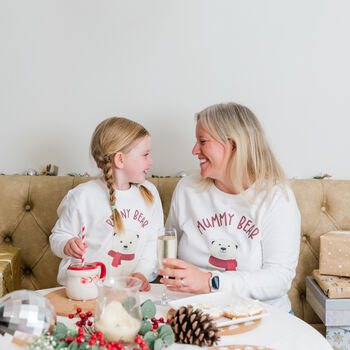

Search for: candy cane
xmin=81 ymin=226 xmax=86 ymax=267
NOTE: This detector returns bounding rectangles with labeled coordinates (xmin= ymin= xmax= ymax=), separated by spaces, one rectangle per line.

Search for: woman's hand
xmin=130 ymin=272 xmax=151 ymax=292
xmin=157 ymin=258 xmax=211 ymax=294
xmin=63 ymin=238 xmax=87 ymax=259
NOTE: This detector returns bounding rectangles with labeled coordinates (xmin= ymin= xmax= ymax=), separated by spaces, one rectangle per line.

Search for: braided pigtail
xmin=103 ymin=157 xmax=125 ymax=233
xmin=137 ymin=184 xmax=154 ymax=204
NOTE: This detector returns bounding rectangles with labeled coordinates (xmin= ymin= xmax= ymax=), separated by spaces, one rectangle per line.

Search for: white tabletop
xmin=1 ymin=284 xmax=332 ymax=350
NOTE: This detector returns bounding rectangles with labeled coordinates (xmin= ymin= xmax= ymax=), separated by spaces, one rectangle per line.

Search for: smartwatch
xmin=209 ymin=272 xmax=220 ymax=292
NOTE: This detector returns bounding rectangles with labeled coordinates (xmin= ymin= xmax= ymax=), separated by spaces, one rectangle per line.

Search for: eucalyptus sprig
xmin=139 ymin=299 xmax=175 ymax=350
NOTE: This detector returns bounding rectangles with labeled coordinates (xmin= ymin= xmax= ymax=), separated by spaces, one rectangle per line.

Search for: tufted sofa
xmin=2 ymin=175 xmax=350 ymax=334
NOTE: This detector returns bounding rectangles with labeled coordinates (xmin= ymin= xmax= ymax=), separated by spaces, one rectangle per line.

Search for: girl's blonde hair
xmin=90 ymin=117 xmax=153 ymax=233
xmin=195 ymin=102 xmax=287 ymax=200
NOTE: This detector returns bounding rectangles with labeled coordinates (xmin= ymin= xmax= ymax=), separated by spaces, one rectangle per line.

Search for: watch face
xmin=211 ymin=275 xmax=219 ymax=290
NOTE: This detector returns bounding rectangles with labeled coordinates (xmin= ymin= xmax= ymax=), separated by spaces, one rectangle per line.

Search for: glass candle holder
xmin=94 ymin=276 xmax=142 ymax=344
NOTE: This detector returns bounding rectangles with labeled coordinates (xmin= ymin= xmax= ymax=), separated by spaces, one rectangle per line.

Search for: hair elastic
xmin=111 ymin=205 xmax=117 ymax=211
xmin=136 ymin=183 xmax=141 ymax=188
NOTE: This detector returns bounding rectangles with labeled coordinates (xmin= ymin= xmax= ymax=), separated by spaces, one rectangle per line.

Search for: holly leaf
xmin=154 ymin=338 xmax=164 ymax=350
xmin=141 ymin=299 xmax=156 ymax=319
xmin=139 ymin=320 xmax=152 ymax=335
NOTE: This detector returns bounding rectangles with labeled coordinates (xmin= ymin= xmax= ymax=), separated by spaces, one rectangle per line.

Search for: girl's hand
xmin=63 ymin=238 xmax=87 ymax=259
xmin=157 ymin=258 xmax=211 ymax=294
xmin=130 ymin=272 xmax=151 ymax=292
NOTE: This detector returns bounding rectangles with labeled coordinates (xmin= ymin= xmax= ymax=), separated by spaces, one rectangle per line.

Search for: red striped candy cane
xmin=81 ymin=226 xmax=86 ymax=267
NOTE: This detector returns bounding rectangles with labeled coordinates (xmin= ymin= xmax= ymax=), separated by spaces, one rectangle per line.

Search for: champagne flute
xmin=156 ymin=227 xmax=177 ymax=305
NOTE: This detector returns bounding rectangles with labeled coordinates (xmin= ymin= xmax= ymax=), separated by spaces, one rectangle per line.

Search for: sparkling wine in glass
xmin=156 ymin=228 xmax=177 ymax=305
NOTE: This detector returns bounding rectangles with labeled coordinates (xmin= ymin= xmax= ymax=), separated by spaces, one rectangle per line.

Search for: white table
xmin=1 ymin=284 xmax=332 ymax=350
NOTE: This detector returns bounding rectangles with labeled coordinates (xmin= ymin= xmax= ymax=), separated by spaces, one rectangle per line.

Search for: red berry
xmin=87 ymin=311 xmax=93 ymax=317
xmin=116 ymin=343 xmax=123 ymax=349
xmin=97 ymin=331 xmax=103 ymax=337
xmin=151 ymin=317 xmax=157 ymax=322
xmin=67 ymin=337 xmax=74 ymax=342
xmin=141 ymin=345 xmax=147 ymax=350
xmin=91 ymin=334 xmax=97 ymax=340
xmin=159 ymin=317 xmax=164 ymax=323
xmin=68 ymin=313 xmax=74 ymax=319
xmin=107 ymin=344 xmax=113 ymax=350
xmin=76 ymin=321 xmax=82 ymax=327
xmin=89 ymin=339 xmax=96 ymax=345
xmin=141 ymin=340 xmax=146 ymax=346
xmin=153 ymin=324 xmax=159 ymax=330
xmin=166 ymin=319 xmax=170 ymax=324
xmin=80 ymin=313 xmax=86 ymax=319
xmin=99 ymin=341 xmax=105 ymax=347
xmin=108 ymin=341 xmax=116 ymax=346
xmin=88 ymin=321 xmax=93 ymax=326
xmin=78 ymin=328 xmax=84 ymax=335
xmin=81 ymin=320 xmax=86 ymax=325
xmin=76 ymin=308 xmax=82 ymax=313
xmin=134 ymin=336 xmax=142 ymax=344
xmin=77 ymin=336 xmax=85 ymax=343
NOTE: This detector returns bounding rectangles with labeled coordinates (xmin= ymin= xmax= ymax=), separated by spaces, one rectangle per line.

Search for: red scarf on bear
xmin=209 ymin=256 xmax=237 ymax=271
xmin=108 ymin=250 xmax=135 ymax=267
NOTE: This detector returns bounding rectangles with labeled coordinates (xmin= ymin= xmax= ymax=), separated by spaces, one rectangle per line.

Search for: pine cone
xmin=170 ymin=306 xmax=220 ymax=347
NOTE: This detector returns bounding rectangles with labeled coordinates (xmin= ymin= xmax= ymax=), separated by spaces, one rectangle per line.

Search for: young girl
xmin=50 ymin=117 xmax=163 ymax=291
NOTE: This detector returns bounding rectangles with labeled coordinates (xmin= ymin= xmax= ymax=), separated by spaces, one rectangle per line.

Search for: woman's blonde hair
xmin=195 ymin=102 xmax=287 ymax=200
xmin=90 ymin=117 xmax=153 ymax=233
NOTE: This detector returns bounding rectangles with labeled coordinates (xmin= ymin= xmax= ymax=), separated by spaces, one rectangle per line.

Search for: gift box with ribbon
xmin=0 ymin=247 xmax=21 ymax=297
xmin=319 ymin=231 xmax=350 ymax=277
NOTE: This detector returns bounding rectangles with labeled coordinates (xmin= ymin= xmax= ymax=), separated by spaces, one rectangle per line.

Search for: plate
xmin=168 ymin=292 xmax=269 ymax=327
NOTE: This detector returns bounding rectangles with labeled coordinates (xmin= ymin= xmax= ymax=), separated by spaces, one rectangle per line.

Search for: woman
xmin=158 ymin=102 xmax=300 ymax=312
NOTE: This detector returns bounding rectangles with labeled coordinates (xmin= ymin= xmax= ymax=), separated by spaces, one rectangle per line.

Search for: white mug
xmin=66 ymin=262 xmax=106 ymax=301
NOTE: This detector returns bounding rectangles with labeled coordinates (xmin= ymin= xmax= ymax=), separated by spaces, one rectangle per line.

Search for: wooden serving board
xmin=211 ymin=346 xmax=273 ymax=350
xmin=45 ymin=288 xmax=96 ymax=317
xmin=218 ymin=318 xmax=261 ymax=336
xmin=167 ymin=308 xmax=262 ymax=336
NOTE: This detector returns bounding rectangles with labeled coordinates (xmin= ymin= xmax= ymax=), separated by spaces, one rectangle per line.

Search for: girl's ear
xmin=112 ymin=152 xmax=125 ymax=169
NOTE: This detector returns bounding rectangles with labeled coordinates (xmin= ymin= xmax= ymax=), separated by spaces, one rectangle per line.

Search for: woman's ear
xmin=112 ymin=152 xmax=125 ymax=169
xmin=229 ymin=139 xmax=236 ymax=151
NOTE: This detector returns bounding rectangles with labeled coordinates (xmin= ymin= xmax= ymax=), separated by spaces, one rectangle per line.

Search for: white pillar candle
xmin=95 ymin=301 xmax=141 ymax=343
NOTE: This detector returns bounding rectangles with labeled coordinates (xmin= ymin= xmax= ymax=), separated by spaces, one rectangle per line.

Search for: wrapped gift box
xmin=312 ymin=269 xmax=350 ymax=298
xmin=0 ymin=247 xmax=21 ymax=297
xmin=319 ymin=231 xmax=350 ymax=277
xmin=326 ymin=326 xmax=350 ymax=350
xmin=307 ymin=276 xmax=350 ymax=349
xmin=306 ymin=276 xmax=350 ymax=326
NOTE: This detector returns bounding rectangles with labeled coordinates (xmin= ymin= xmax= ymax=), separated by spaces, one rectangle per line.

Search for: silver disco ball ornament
xmin=0 ymin=290 xmax=56 ymax=336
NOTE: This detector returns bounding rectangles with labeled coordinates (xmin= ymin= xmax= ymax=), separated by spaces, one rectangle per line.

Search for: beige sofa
xmin=2 ymin=175 xmax=349 ymax=334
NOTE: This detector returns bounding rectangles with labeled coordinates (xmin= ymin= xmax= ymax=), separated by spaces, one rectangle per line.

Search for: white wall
xmin=1 ymin=0 xmax=350 ymax=179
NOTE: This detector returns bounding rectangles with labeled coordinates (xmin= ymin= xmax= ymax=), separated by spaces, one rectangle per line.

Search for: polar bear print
xmin=208 ymin=239 xmax=238 ymax=271
xmin=108 ymin=229 xmax=140 ymax=268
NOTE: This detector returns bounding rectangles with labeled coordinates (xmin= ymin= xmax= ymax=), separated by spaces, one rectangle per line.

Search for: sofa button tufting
xmin=24 ymin=267 xmax=32 ymax=275
xmin=321 ymin=206 xmax=326 ymax=212
xmin=25 ymin=203 xmax=31 ymax=211
xmin=4 ymin=235 xmax=12 ymax=243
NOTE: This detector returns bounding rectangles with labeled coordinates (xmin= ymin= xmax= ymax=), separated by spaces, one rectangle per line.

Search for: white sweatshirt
xmin=166 ymin=175 xmax=301 ymax=311
xmin=50 ymin=178 xmax=163 ymax=285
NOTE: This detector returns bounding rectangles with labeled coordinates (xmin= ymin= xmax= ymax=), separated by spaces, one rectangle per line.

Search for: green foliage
xmin=122 ymin=296 xmax=137 ymax=311
xmin=141 ymin=299 xmax=156 ymax=319
xmin=144 ymin=331 xmax=157 ymax=348
xmin=139 ymin=320 xmax=152 ymax=335
xmin=52 ymin=322 xmax=68 ymax=340
xmin=153 ymin=338 xmax=164 ymax=350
